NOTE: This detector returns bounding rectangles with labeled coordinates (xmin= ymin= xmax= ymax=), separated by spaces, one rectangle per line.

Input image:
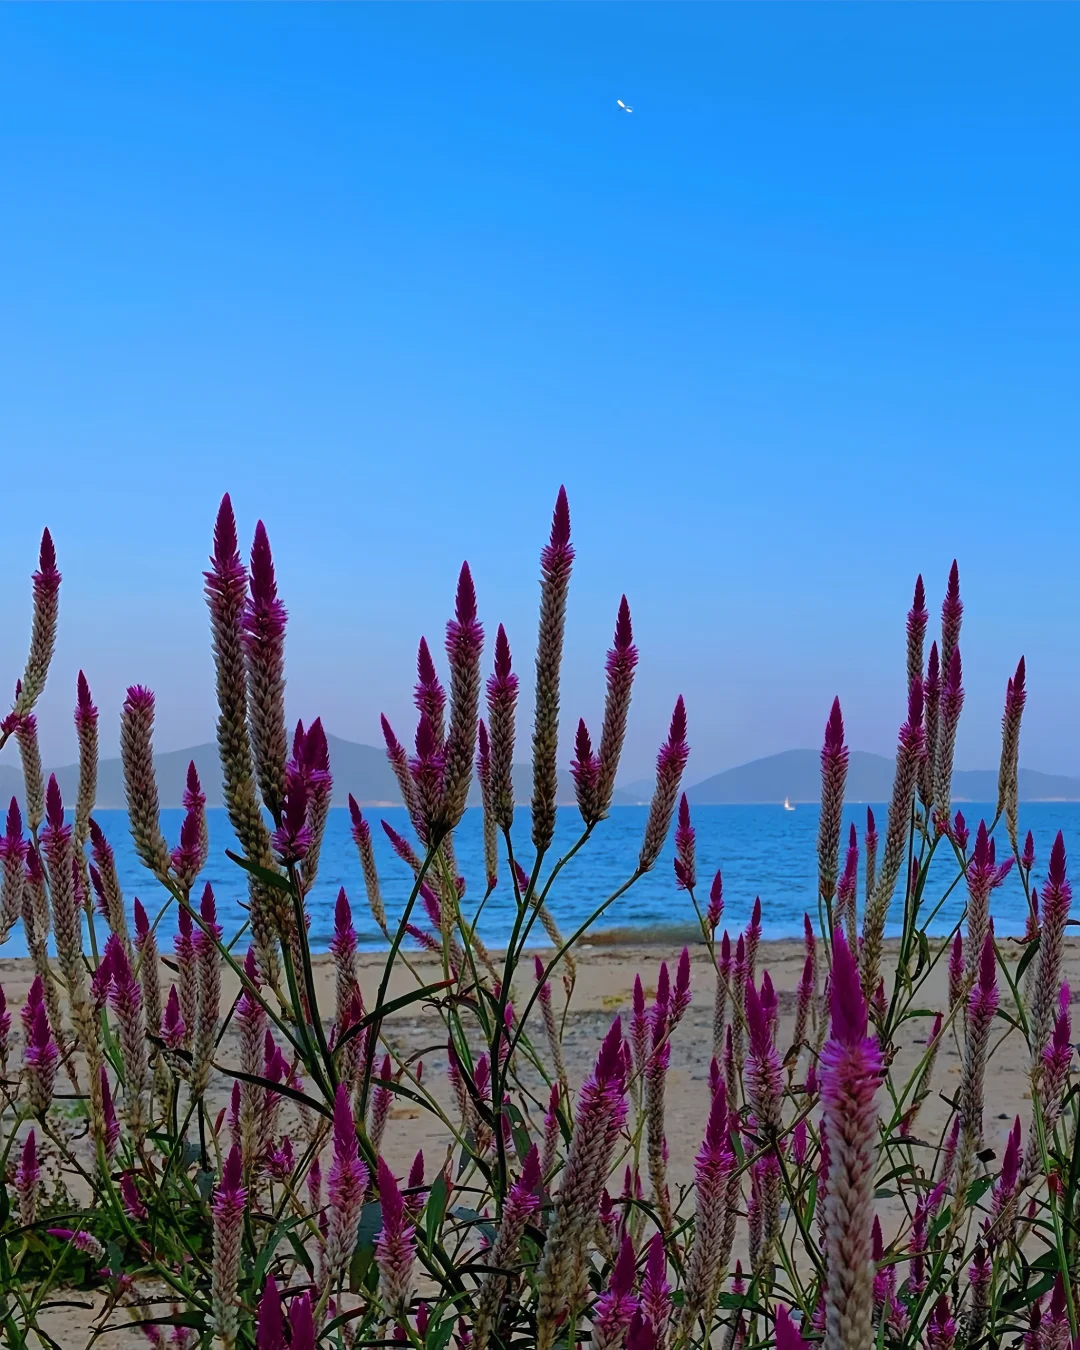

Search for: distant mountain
xmin=0 ymin=734 xmax=634 ymax=810
xmin=684 ymin=749 xmax=1080 ymax=805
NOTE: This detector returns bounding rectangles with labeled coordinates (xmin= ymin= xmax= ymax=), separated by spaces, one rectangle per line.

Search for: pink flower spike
xmin=674 ymin=794 xmax=696 ymax=891
xmin=376 ymin=1157 xmax=416 ymax=1314
xmin=775 ymin=1306 xmax=810 ymax=1350
xmin=255 ymin=1276 xmax=286 ymax=1350
xmin=706 ymin=870 xmax=723 ymax=931
xmin=288 ymin=1292 xmax=316 ymax=1350
xmin=326 ymin=1081 xmax=369 ymax=1283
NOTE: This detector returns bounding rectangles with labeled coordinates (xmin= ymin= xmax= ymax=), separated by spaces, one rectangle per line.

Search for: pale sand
xmin=4 ymin=935 xmax=1064 ymax=1348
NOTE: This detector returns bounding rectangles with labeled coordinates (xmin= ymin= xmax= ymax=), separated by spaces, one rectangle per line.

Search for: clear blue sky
xmin=2 ymin=5 xmax=1078 ymax=782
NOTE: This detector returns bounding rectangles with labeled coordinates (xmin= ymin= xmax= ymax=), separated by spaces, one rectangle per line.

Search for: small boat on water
xmin=783 ymin=797 xmax=795 ymax=811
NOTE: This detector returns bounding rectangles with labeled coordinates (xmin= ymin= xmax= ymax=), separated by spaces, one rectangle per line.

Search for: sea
xmin=5 ymin=803 xmax=1077 ymax=959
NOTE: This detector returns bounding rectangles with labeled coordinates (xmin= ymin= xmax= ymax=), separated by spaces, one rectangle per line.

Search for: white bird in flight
xmin=617 ymin=99 xmax=633 ymax=113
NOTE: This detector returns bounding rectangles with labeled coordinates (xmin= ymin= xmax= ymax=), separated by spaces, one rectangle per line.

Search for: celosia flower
xmin=329 ymin=887 xmax=359 ymax=1030
xmin=862 ymin=677 xmax=924 ymax=997
xmin=570 ymin=718 xmax=601 ymax=826
xmin=542 ymin=1082 xmax=561 ymax=1178
xmin=13 ymin=528 xmax=61 ymax=716
xmin=380 ymin=713 xmax=424 ymax=838
xmin=933 ymin=648 xmax=964 ymax=836
xmin=531 ymin=487 xmax=574 ymax=855
xmin=183 ymin=761 xmax=209 ymax=871
xmin=835 ymin=823 xmax=859 ymax=947
xmin=89 ymin=818 xmax=129 ymax=944
xmin=255 ymin=1276 xmax=285 ymax=1350
xmin=1024 ymin=984 xmax=1073 ymax=1185
xmin=348 ymin=796 xmax=389 ymax=938
xmin=473 ymin=1145 xmax=543 ymax=1350
xmin=864 ymin=806 xmax=878 ymax=901
xmin=673 ymin=795 xmax=696 ymax=891
xmin=191 ymin=884 xmax=222 ymax=1098
xmin=964 ymin=820 xmax=1012 ymax=987
xmin=440 ymin=563 xmax=484 ymax=830
xmin=0 ymin=984 xmax=9 ymax=1078
xmin=120 ymin=1171 xmax=147 ymax=1221
xmin=133 ymin=898 xmax=162 ymax=1050
xmin=641 ymin=1233 xmax=672 ymax=1350
xmin=927 ymin=1295 xmax=957 ymax=1350
xmin=242 ymin=520 xmax=289 ymax=820
xmin=12 ymin=712 xmax=46 ymax=833
xmin=792 ymin=951 xmax=814 ymax=1062
xmin=71 ymin=671 xmax=97 ymax=860
xmin=592 ymin=1235 xmax=637 ymax=1350
xmin=376 ymin=1157 xmax=417 ymax=1316
xmin=270 ymin=757 xmax=312 ymax=864
xmin=170 ymin=805 xmax=204 ymax=893
xmin=536 ymin=1019 xmax=629 ymax=1350
xmin=706 ymin=870 xmax=723 ymax=933
xmin=992 ymin=1115 xmax=1022 ymax=1229
xmin=817 ymin=697 xmax=849 ymax=905
xmin=121 ymin=686 xmax=172 ymax=882
xmin=211 ymin=1145 xmax=246 ymax=1344
xmin=536 ymin=956 xmax=568 ymax=1094
xmin=107 ymin=934 xmax=150 ymax=1140
xmin=594 ymin=594 xmax=638 ymax=819
xmin=476 ymin=720 xmax=498 ymax=890
xmin=638 ymin=697 xmax=689 ymax=873
xmin=939 ymin=561 xmax=963 ymax=686
xmin=712 ymin=930 xmax=731 ymax=1061
xmin=744 ymin=896 xmax=762 ymax=985
xmin=41 ymin=775 xmax=80 ymax=971
xmin=680 ymin=1081 xmax=735 ymax=1337
xmin=997 ymin=655 xmax=1027 ymax=851
xmin=47 ymin=1228 xmax=106 ymax=1262
xmin=485 ymin=623 xmax=518 ymax=830
xmin=0 ymin=796 xmax=28 ymax=941
xmin=100 ymin=1065 xmax=120 ymax=1160
xmin=952 ymin=929 xmax=998 ymax=1211
xmin=820 ymin=930 xmax=882 ymax=1350
xmin=409 ymin=713 xmax=446 ymax=840
xmin=14 ymin=1129 xmax=40 ymax=1225
xmin=948 ymin=931 xmax=964 ymax=1010
xmin=161 ymin=985 xmax=186 ymax=1052
xmin=952 ymin=808 xmax=969 ymax=854
xmin=288 ymin=1292 xmax=316 ymax=1350
xmin=1022 ymin=830 xmax=1036 ymax=873
xmin=1030 ymin=832 xmax=1071 ymax=1063
xmin=324 ymin=1082 xmax=369 ymax=1285
xmin=23 ymin=997 xmax=58 ymax=1116
xmin=369 ymin=1053 xmax=394 ymax=1154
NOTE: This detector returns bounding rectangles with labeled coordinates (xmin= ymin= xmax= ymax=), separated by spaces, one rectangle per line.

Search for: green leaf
xmin=1016 ymin=936 xmax=1041 ymax=982
xmin=428 ymin=1316 xmax=456 ymax=1350
xmin=348 ymin=1200 xmax=383 ymax=1292
xmin=425 ymin=1172 xmax=449 ymax=1250
xmin=224 ymin=850 xmax=292 ymax=894
xmin=195 ymin=1170 xmax=216 ymax=1203
xmin=1000 ymin=1271 xmax=1057 ymax=1312
xmin=224 ymin=1068 xmax=331 ymax=1119
xmin=451 ymin=1205 xmax=498 ymax=1247
xmin=335 ymin=981 xmax=456 ymax=1053
xmin=105 ymin=1242 xmax=125 ymax=1276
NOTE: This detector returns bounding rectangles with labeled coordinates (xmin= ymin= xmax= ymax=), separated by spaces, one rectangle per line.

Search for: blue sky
xmin=2 ymin=5 xmax=1078 ymax=782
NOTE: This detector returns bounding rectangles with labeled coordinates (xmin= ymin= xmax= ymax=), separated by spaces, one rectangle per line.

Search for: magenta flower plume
xmin=571 ymin=718 xmax=601 ymax=826
xmin=369 ymin=1052 xmax=394 ymax=1154
xmin=409 ymin=713 xmax=446 ymax=840
xmin=330 ymin=887 xmax=359 ymax=1025
xmin=639 ymin=697 xmax=690 ymax=873
xmin=862 ymin=676 xmax=924 ymax=997
xmin=906 ymin=574 xmax=928 ymax=697
xmin=14 ymin=1129 xmax=40 ymax=1225
xmin=0 ymin=984 xmax=9 ymax=1077
xmin=183 ymin=761 xmax=209 ymax=867
xmin=12 ymin=527 xmax=61 ymax=718
xmin=951 ymin=809 xmax=969 ymax=854
xmin=775 ymin=1307 xmax=811 ymax=1350
xmin=864 ymin=805 xmax=878 ymax=900
xmin=835 ymin=822 xmax=859 ymax=947
xmin=170 ymin=805 xmax=203 ymax=893
xmin=325 ymin=1082 xmax=369 ymax=1285
xmin=953 ymin=929 xmax=998 ymax=1210
xmin=380 ymin=712 xmax=425 ymax=837
xmin=473 ymin=1145 xmax=544 ymax=1350
xmin=940 ymin=560 xmax=963 ymax=677
xmin=993 ymin=1115 xmax=1023 ymax=1221
xmin=1022 ymin=830 xmax=1036 ymax=873
xmin=1031 ymin=832 xmax=1071 ymax=1062
xmin=532 ymin=486 xmax=575 ymax=854
xmin=24 ymin=994 xmax=58 ymax=1116
xmin=537 ymin=1018 xmax=629 ymax=1350
xmin=674 ymin=795 xmax=696 ymax=891
xmin=191 ymin=884 xmax=222 ymax=1098
xmin=88 ymin=817 xmax=129 ymax=944
xmin=287 ymin=1293 xmax=316 ymax=1350
xmin=680 ymin=1080 xmax=735 ymax=1336
xmin=255 ymin=1277 xmax=286 ymax=1350
xmin=107 ymin=934 xmax=150 ymax=1139
xmin=485 ymin=623 xmax=519 ymax=831
xmin=348 ymin=796 xmax=388 ymax=938
xmin=933 ymin=647 xmax=964 ymax=836
xmin=72 ymin=670 xmax=98 ymax=864
xmin=997 ymin=655 xmax=1027 ymax=851
xmin=121 ymin=685 xmax=171 ymax=883
xmin=0 ymin=796 xmax=27 ymax=941
xmin=414 ymin=636 xmax=447 ymax=744
xmin=160 ymin=984 xmax=186 ymax=1054
xmin=820 ymin=931 xmax=882 ymax=1350
xmin=706 ymin=870 xmax=723 ymax=933
xmin=744 ymin=977 xmax=782 ymax=1259
xmin=376 ymin=1157 xmax=417 ymax=1315
xmin=817 ymin=697 xmax=849 ymax=906
xmin=211 ymin=1145 xmax=247 ymax=1343
xmin=100 ymin=1065 xmax=120 ymax=1160
xmin=964 ymin=820 xmax=1011 ymax=986
xmin=242 ymin=520 xmax=289 ymax=820
xmin=927 ymin=1294 xmax=957 ymax=1350
xmin=12 ymin=712 xmax=46 ymax=833
xmin=42 ymin=775 xmax=82 ymax=981
xmin=270 ymin=756 xmax=312 ymax=863
xmin=641 ymin=1233 xmax=672 ymax=1348
xmin=592 ymin=1235 xmax=638 ymax=1350
xmin=595 ymin=594 xmax=639 ymax=819
xmin=441 ymin=562 xmax=484 ymax=830
xmin=918 ymin=640 xmax=941 ymax=809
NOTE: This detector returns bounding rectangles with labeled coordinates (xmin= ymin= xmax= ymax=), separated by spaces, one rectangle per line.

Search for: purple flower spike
xmin=775 ymin=1307 xmax=810 ymax=1350
xmin=639 ymin=697 xmax=690 ymax=873
xmin=997 ymin=654 xmax=1028 ymax=851
xmin=674 ymin=794 xmax=696 ymax=891
xmin=485 ymin=622 xmax=519 ymax=831
xmin=941 ymin=561 xmax=963 ymax=674
xmin=593 ymin=1235 xmax=638 ymax=1349
xmin=595 ymin=594 xmax=639 ymax=819
xmin=531 ymin=487 xmax=575 ymax=854
xmin=641 ymin=1233 xmax=672 ymax=1341
xmin=376 ymin=1157 xmax=417 ymax=1314
xmin=270 ymin=758 xmax=312 ymax=863
xmin=326 ymin=1081 xmax=369 ymax=1283
xmin=906 ymin=575 xmax=928 ymax=700
xmin=920 ymin=640 xmax=941 ymax=809
xmin=933 ymin=647 xmax=964 ymax=836
xmin=817 ymin=697 xmax=849 ymax=905
xmin=706 ymin=870 xmax=723 ymax=932
xmin=414 ymin=637 xmax=447 ymax=744
xmin=14 ymin=1129 xmax=40 ymax=1225
xmin=570 ymin=719 xmax=600 ymax=825
xmin=211 ymin=1145 xmax=247 ymax=1343
xmin=255 ymin=1276 xmax=286 ymax=1350
xmin=440 ymin=562 xmax=484 ymax=831
xmin=288 ymin=1293 xmax=316 ymax=1350
xmin=409 ymin=713 xmax=446 ymax=838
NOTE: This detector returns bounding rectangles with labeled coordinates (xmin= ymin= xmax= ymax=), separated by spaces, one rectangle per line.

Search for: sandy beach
xmin=3 ymin=934 xmax=1063 ymax=1348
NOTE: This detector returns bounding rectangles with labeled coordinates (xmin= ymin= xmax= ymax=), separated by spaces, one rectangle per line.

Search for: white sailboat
xmin=783 ymin=796 xmax=795 ymax=811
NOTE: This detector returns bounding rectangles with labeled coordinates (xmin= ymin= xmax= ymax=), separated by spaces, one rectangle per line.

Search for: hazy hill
xmin=0 ymin=734 xmax=634 ymax=810
xmin=684 ymin=749 xmax=1080 ymax=805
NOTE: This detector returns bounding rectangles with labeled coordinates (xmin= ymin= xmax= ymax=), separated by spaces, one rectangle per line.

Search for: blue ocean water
xmin=6 ymin=803 xmax=1077 ymax=958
